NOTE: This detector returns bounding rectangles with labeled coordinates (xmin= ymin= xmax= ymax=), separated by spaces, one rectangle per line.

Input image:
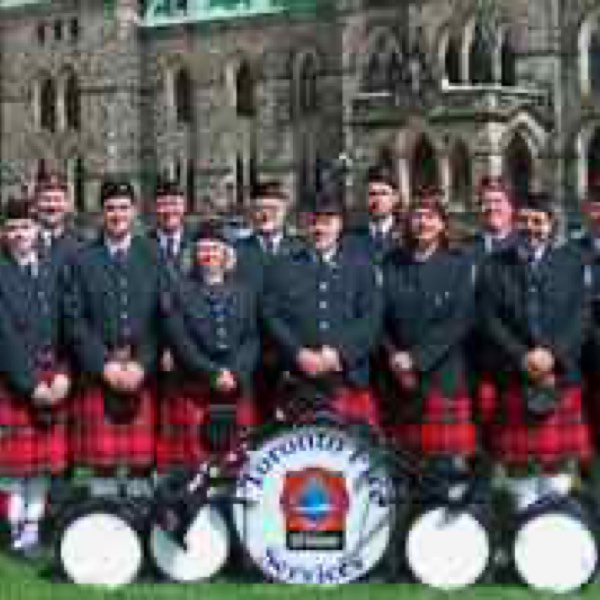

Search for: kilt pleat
xmin=489 ymin=380 xmax=592 ymax=468
xmin=156 ymin=381 xmax=258 ymax=471
xmin=386 ymin=384 xmax=476 ymax=457
xmin=0 ymin=384 xmax=68 ymax=477
xmin=70 ymin=384 xmax=156 ymax=470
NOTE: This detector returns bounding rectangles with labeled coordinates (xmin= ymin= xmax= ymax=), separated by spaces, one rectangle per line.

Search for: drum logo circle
xmin=233 ymin=427 xmax=394 ymax=584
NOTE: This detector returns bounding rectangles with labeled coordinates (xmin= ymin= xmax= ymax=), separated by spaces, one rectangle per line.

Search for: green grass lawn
xmin=0 ymin=551 xmax=597 ymax=600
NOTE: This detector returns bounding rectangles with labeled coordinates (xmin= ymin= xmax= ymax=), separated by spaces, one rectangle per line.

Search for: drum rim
xmin=232 ymin=423 xmax=395 ymax=584
xmin=405 ymin=504 xmax=493 ymax=589
xmin=56 ymin=499 xmax=146 ymax=586
xmin=148 ymin=503 xmax=231 ymax=582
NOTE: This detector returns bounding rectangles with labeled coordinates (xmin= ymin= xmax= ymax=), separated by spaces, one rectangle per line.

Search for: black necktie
xmin=22 ymin=262 xmax=36 ymax=280
xmin=113 ymin=248 xmax=127 ymax=267
xmin=165 ymin=236 xmax=177 ymax=261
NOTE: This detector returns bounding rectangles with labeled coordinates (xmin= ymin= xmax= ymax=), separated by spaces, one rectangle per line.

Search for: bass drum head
xmin=233 ymin=426 xmax=395 ymax=584
xmin=58 ymin=504 xmax=144 ymax=587
xmin=149 ymin=504 xmax=230 ymax=582
xmin=513 ymin=510 xmax=598 ymax=593
xmin=406 ymin=507 xmax=491 ymax=590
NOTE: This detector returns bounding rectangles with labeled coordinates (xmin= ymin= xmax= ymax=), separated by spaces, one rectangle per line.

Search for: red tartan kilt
xmin=70 ymin=384 xmax=156 ymax=471
xmin=386 ymin=386 xmax=476 ymax=458
xmin=476 ymin=374 xmax=499 ymax=427
xmin=156 ymin=382 xmax=258 ymax=471
xmin=330 ymin=387 xmax=380 ymax=429
xmin=0 ymin=384 xmax=68 ymax=477
xmin=490 ymin=381 xmax=592 ymax=468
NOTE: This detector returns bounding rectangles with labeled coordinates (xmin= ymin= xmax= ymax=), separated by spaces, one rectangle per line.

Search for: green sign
xmin=142 ymin=0 xmax=317 ymax=27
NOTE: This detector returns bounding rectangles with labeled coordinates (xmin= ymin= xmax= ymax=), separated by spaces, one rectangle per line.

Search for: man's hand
xmin=320 ymin=346 xmax=342 ymax=373
xmin=297 ymin=348 xmax=325 ymax=377
xmin=103 ymin=361 xmax=125 ymax=390
xmin=215 ymin=369 xmax=237 ymax=394
xmin=390 ymin=351 xmax=413 ymax=374
xmin=524 ymin=348 xmax=555 ymax=381
xmin=121 ymin=362 xmax=145 ymax=393
xmin=49 ymin=373 xmax=71 ymax=403
xmin=32 ymin=382 xmax=53 ymax=407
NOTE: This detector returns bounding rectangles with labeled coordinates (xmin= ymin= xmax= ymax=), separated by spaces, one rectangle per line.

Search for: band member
xmin=147 ymin=175 xmax=195 ymax=275
xmin=466 ymin=176 xmax=517 ymax=426
xmin=157 ymin=221 xmax=259 ymax=471
xmin=235 ymin=180 xmax=304 ymax=418
xmin=347 ymin=164 xmax=404 ymax=264
xmin=576 ymin=181 xmax=600 ymax=443
xmin=0 ymin=198 xmax=71 ymax=553
xmin=235 ymin=179 xmax=304 ymax=294
xmin=263 ymin=187 xmax=381 ymax=427
xmin=478 ymin=192 xmax=592 ymax=508
xmin=64 ymin=178 xmax=163 ymax=493
xmin=33 ymin=170 xmax=83 ymax=264
xmin=382 ymin=190 xmax=476 ymax=477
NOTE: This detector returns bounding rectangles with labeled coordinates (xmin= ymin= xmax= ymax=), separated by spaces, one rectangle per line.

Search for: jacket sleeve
xmin=478 ymin=259 xmax=529 ymax=368
xmin=62 ymin=259 xmax=108 ymax=377
xmin=159 ymin=282 xmax=221 ymax=379
xmin=261 ymin=263 xmax=304 ymax=364
xmin=548 ymin=258 xmax=591 ymax=371
xmin=409 ymin=259 xmax=475 ymax=373
xmin=0 ymin=300 xmax=37 ymax=397
xmin=230 ymin=288 xmax=260 ymax=384
xmin=337 ymin=258 xmax=383 ymax=368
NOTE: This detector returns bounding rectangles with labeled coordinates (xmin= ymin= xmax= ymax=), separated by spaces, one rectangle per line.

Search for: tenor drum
xmin=56 ymin=497 xmax=146 ymax=587
xmin=511 ymin=494 xmax=598 ymax=593
xmin=233 ymin=425 xmax=395 ymax=584
xmin=149 ymin=503 xmax=230 ymax=582
xmin=405 ymin=500 xmax=493 ymax=590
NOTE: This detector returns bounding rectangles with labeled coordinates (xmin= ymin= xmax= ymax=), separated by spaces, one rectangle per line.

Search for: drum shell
xmin=232 ymin=424 xmax=397 ymax=584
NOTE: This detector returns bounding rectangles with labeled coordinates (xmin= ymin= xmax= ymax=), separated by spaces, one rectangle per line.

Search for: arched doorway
xmin=504 ymin=132 xmax=533 ymax=201
xmin=450 ymin=141 xmax=472 ymax=209
xmin=411 ymin=135 xmax=439 ymax=194
xmin=588 ymin=127 xmax=600 ymax=188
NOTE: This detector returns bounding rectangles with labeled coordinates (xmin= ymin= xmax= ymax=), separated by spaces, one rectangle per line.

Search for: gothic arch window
xmin=40 ymin=77 xmax=56 ymax=132
xmin=65 ymin=72 xmax=80 ymax=130
xmin=588 ymin=127 xmax=600 ymax=189
xmin=504 ymin=132 xmax=533 ymax=201
xmin=411 ymin=135 xmax=439 ymax=193
xmin=73 ymin=156 xmax=85 ymax=212
xmin=236 ymin=61 xmax=256 ymax=118
xmin=174 ymin=67 xmax=193 ymax=125
xmin=363 ymin=32 xmax=403 ymax=93
xmin=450 ymin=141 xmax=472 ymax=208
xmin=591 ymin=28 xmax=600 ymax=95
xmin=500 ymin=33 xmax=517 ymax=86
xmin=296 ymin=54 xmax=319 ymax=116
xmin=445 ymin=36 xmax=461 ymax=84
xmin=469 ymin=24 xmax=494 ymax=84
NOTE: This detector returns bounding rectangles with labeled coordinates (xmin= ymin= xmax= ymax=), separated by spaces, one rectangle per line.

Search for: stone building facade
xmin=0 ymin=0 xmax=599 ymax=222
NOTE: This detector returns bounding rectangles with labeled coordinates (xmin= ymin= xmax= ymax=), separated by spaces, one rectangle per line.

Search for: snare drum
xmin=233 ymin=425 xmax=395 ymax=584
xmin=511 ymin=493 xmax=598 ymax=593
xmin=55 ymin=497 xmax=147 ymax=587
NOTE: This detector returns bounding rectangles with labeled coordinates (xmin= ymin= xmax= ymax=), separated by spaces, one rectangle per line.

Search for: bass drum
xmin=233 ymin=425 xmax=396 ymax=584
xmin=148 ymin=503 xmax=230 ymax=582
xmin=405 ymin=499 xmax=493 ymax=590
xmin=55 ymin=496 xmax=147 ymax=587
xmin=511 ymin=493 xmax=598 ymax=593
